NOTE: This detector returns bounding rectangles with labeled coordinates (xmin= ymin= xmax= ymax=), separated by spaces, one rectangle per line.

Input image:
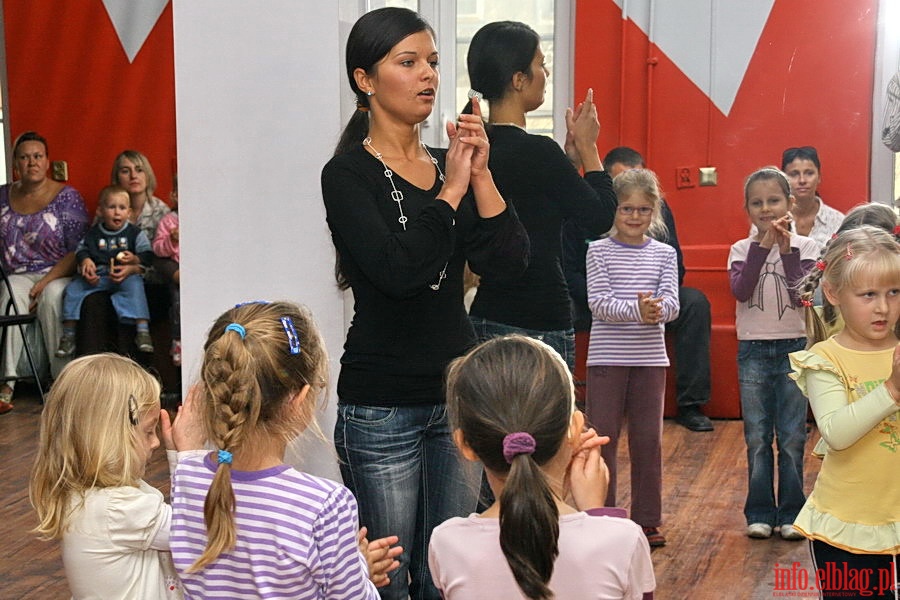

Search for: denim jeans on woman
xmin=469 ymin=315 xmax=575 ymax=372
xmin=335 ymin=403 xmax=480 ymax=600
xmin=737 ymin=337 xmax=808 ymax=527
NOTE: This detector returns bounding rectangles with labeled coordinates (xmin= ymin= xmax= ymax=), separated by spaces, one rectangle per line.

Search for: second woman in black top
xmin=463 ymin=21 xmax=617 ymax=370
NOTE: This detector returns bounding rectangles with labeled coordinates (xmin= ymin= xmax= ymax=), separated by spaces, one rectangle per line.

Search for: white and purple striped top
xmin=586 ymin=237 xmax=679 ymax=367
xmin=170 ymin=454 xmax=378 ymax=599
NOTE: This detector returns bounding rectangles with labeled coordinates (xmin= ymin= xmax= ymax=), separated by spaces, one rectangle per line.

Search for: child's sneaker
xmin=55 ymin=334 xmax=76 ymax=357
xmin=171 ymin=340 xmax=182 ymax=367
xmin=135 ymin=331 xmax=154 ymax=353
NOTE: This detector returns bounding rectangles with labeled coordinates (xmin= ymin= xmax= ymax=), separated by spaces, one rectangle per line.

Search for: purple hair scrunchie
xmin=502 ymin=432 xmax=536 ymax=464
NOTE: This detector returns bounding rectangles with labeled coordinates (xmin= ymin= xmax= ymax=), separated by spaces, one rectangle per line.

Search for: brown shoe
xmin=643 ymin=527 xmax=667 ymax=547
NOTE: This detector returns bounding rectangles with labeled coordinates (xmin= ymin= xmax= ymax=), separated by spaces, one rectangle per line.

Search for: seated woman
xmin=76 ymin=151 xmax=178 ymax=389
xmin=0 ymin=131 xmax=89 ymax=413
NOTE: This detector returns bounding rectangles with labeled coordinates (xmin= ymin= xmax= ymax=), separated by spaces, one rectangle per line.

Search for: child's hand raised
xmin=885 ymin=344 xmax=900 ymax=407
xmin=357 ymin=526 xmax=402 ymax=588
xmin=564 ymin=427 xmax=610 ymax=510
xmin=161 ymin=384 xmax=206 ymax=451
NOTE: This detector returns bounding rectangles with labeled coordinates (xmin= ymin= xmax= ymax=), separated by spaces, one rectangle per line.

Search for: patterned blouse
xmin=0 ymin=184 xmax=89 ymax=274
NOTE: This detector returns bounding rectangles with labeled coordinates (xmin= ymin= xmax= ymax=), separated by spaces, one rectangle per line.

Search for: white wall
xmin=173 ymin=1 xmax=347 ymax=480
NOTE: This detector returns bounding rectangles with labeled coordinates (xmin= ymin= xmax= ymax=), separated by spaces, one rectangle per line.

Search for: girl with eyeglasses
xmin=585 ymin=168 xmax=679 ymax=547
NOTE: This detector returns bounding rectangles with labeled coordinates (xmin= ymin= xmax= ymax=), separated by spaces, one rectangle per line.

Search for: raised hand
xmin=564 ymin=426 xmax=610 ymax=510
xmin=455 ymin=96 xmax=491 ymax=179
xmin=357 ymin=527 xmax=403 ymax=588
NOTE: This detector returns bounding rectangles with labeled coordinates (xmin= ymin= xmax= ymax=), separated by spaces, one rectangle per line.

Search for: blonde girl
xmin=430 ymin=335 xmax=655 ymax=600
xmin=729 ymin=167 xmax=819 ymax=540
xmin=30 ymin=353 xmax=201 ymax=599
xmin=585 ymin=168 xmax=679 ymax=547
xmin=790 ymin=227 xmax=900 ymax=599
xmin=169 ymin=301 xmax=398 ymax=599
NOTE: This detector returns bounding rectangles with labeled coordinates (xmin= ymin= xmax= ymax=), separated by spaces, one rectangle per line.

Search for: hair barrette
xmin=800 ymin=298 xmax=813 ymax=307
xmin=235 ymin=300 xmax=270 ymax=308
xmin=815 ymin=260 xmax=827 ymax=271
xmin=467 ymin=88 xmax=483 ymax=101
xmin=225 ymin=323 xmax=246 ymax=339
xmin=280 ymin=316 xmax=301 ymax=355
xmin=845 ymin=244 xmax=853 ymax=261
xmin=217 ymin=449 xmax=233 ymax=465
xmin=831 ymin=233 xmax=838 ymax=240
xmin=127 ymin=394 xmax=139 ymax=426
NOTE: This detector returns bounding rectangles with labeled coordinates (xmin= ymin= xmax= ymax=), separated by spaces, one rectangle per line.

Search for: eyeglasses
xmin=782 ymin=146 xmax=819 ymax=167
xmin=617 ymin=205 xmax=653 ymax=216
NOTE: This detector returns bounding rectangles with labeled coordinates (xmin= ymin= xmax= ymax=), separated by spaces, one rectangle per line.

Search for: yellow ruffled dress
xmin=789 ymin=338 xmax=900 ymax=554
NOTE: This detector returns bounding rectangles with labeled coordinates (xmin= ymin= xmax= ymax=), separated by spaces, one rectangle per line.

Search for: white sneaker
xmin=746 ymin=522 xmax=773 ymax=538
xmin=780 ymin=524 xmax=804 ymax=540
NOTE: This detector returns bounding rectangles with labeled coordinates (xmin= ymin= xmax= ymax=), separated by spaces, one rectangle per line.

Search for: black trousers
xmin=665 ymin=286 xmax=711 ymax=410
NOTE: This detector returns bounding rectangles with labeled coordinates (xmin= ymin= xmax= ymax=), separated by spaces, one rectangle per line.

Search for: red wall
xmin=575 ymin=0 xmax=878 ymax=417
xmin=3 ymin=1 xmax=177 ymax=213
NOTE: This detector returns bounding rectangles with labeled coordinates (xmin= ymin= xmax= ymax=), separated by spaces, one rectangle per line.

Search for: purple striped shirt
xmin=170 ymin=454 xmax=378 ymax=599
xmin=586 ymin=237 xmax=679 ymax=366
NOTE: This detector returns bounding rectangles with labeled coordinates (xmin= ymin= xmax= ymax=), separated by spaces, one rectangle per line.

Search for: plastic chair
xmin=0 ymin=268 xmax=45 ymax=402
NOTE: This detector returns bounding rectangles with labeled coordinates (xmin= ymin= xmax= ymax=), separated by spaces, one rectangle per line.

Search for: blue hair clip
xmin=280 ymin=316 xmax=301 ymax=355
xmin=235 ymin=300 xmax=270 ymax=308
xmin=225 ymin=323 xmax=246 ymax=339
xmin=217 ymin=449 xmax=233 ymax=465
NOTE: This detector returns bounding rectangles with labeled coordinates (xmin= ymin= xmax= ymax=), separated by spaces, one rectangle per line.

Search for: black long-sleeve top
xmin=468 ymin=126 xmax=617 ymax=331
xmin=321 ymin=145 xmax=529 ymax=406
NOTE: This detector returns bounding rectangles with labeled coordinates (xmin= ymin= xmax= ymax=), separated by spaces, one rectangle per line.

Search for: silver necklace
xmin=363 ymin=137 xmax=448 ymax=291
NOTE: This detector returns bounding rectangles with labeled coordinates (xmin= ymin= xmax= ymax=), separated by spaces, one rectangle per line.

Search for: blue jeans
xmin=335 ymin=403 xmax=480 ymax=600
xmin=469 ymin=315 xmax=575 ymax=372
xmin=738 ymin=338 xmax=808 ymax=526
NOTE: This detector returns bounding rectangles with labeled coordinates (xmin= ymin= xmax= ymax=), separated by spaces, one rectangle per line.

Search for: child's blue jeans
xmin=738 ymin=337 xmax=808 ymax=526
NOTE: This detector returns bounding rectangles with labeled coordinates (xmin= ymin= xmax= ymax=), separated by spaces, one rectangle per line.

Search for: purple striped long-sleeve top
xmin=586 ymin=237 xmax=679 ymax=367
xmin=170 ymin=454 xmax=378 ymax=599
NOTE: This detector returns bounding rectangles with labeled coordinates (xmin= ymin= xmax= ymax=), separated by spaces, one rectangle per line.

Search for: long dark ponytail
xmin=461 ymin=21 xmax=540 ymax=116
xmin=446 ymin=335 xmax=573 ymax=599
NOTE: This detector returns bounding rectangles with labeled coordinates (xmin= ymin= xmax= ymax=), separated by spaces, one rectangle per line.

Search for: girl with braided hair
xmin=430 ymin=335 xmax=655 ymax=600
xmin=169 ymin=301 xmax=400 ymax=599
xmin=800 ymin=203 xmax=899 ymax=340
xmin=789 ymin=227 xmax=900 ymax=599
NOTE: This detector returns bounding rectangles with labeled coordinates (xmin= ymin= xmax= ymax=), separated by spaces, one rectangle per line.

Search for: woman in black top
xmin=463 ymin=21 xmax=617 ymax=370
xmin=320 ymin=8 xmax=528 ymax=600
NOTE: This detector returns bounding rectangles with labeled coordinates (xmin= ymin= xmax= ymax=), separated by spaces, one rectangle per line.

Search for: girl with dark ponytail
xmin=432 ymin=335 xmax=655 ymax=599
xmin=321 ymin=7 xmax=529 ymax=600
xmin=461 ymin=21 xmax=617 ymax=372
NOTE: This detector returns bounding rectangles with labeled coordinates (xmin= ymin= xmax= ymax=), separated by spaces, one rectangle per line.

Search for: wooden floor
xmin=2 ymin=386 xmax=822 ymax=600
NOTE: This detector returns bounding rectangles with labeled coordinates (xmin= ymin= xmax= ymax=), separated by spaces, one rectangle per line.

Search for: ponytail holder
xmin=800 ymin=298 xmax=813 ymax=307
xmin=217 ymin=449 xmax=233 ymax=465
xmin=502 ymin=432 xmax=536 ymax=464
xmin=356 ymin=99 xmax=369 ymax=113
xmin=893 ymin=225 xmax=900 ymax=235
xmin=815 ymin=260 xmax=827 ymax=271
xmin=467 ymin=89 xmax=483 ymax=101
xmin=225 ymin=323 xmax=246 ymax=339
